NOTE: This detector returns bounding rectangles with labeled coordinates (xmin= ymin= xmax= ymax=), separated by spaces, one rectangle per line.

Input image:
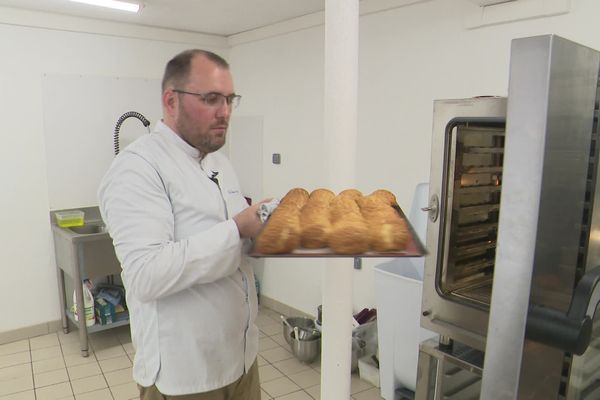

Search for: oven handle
xmin=525 ymin=266 xmax=600 ymax=356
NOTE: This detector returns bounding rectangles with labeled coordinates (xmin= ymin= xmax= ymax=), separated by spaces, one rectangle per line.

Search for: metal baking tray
xmin=248 ymin=205 xmax=426 ymax=258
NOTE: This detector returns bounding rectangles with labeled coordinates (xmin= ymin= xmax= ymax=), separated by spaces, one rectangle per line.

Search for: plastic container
xmin=72 ymin=280 xmax=95 ymax=327
xmin=55 ymin=210 xmax=85 ymax=228
xmin=374 ymin=260 xmax=437 ymax=397
xmin=358 ymin=355 xmax=380 ymax=387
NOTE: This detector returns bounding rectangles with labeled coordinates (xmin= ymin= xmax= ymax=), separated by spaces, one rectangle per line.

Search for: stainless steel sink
xmin=68 ymin=223 xmax=107 ymax=235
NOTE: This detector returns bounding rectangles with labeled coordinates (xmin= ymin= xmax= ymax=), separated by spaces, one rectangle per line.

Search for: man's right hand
xmin=233 ymin=199 xmax=272 ymax=238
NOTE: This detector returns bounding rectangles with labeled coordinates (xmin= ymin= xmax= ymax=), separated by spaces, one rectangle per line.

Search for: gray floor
xmin=0 ymin=306 xmax=382 ymax=400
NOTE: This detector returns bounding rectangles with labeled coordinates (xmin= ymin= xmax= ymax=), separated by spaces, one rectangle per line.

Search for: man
xmin=98 ymin=49 xmax=266 ymax=400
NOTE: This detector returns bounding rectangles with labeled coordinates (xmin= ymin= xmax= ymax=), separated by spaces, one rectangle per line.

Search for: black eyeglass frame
xmin=172 ymin=89 xmax=242 ymax=108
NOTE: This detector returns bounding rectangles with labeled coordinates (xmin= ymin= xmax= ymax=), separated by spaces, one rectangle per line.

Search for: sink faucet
xmin=113 ymin=111 xmax=151 ymax=155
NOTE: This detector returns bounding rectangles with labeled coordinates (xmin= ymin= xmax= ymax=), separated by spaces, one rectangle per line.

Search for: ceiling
xmin=0 ymin=0 xmax=328 ymax=36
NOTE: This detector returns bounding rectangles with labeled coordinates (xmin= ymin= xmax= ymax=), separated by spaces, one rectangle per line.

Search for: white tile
xmin=35 ymin=381 xmax=73 ymax=400
xmin=260 ymin=347 xmax=294 ymax=364
xmin=0 ymin=389 xmax=35 ymax=400
xmin=63 ymin=353 xmax=96 ymax=368
xmin=32 ymin=358 xmax=66 ymax=375
xmin=287 ymin=369 xmax=320 ymax=389
xmin=259 ymin=323 xmax=281 ymax=337
xmin=103 ymin=367 xmax=133 ymax=387
xmin=260 ymin=389 xmax=272 ymax=400
xmin=31 ymin=347 xmax=62 ymax=363
xmin=276 ymin=390 xmax=314 ymax=400
xmin=94 ymin=346 xmax=126 ymax=361
xmin=29 ymin=334 xmax=60 ymax=351
xmin=71 ymin=375 xmax=107 ymax=395
xmin=109 ymin=381 xmax=138 ymax=400
xmin=0 ymin=375 xmax=34 ymax=397
xmin=0 ymin=364 xmax=32 ymax=382
xmin=74 ymin=388 xmax=113 ymax=400
xmin=0 ymin=341 xmax=29 ymax=357
xmin=0 ymin=352 xmax=31 ymax=369
xmin=261 ymin=376 xmax=301 ymax=398
xmin=259 ymin=337 xmax=281 ymax=352
xmin=350 ymin=374 xmax=373 ymax=395
xmin=256 ymin=355 xmax=269 ymax=367
xmin=272 ymin=358 xmax=311 ymax=376
xmin=259 ymin=364 xmax=283 ymax=383
xmin=305 ymin=384 xmax=320 ymax=400
xmin=67 ymin=362 xmax=102 ymax=381
xmin=34 ymin=369 xmax=69 ymax=388
xmin=98 ymin=355 xmax=131 ymax=374
xmin=351 ymin=387 xmax=382 ymax=400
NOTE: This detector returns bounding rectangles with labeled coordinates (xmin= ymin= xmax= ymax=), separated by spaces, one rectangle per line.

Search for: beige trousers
xmin=139 ymin=361 xmax=260 ymax=400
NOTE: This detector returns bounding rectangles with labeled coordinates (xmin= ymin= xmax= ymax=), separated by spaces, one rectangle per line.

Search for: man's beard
xmin=176 ymin=107 xmax=226 ymax=154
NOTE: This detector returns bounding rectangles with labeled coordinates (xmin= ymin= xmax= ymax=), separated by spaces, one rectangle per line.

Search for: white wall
xmin=2 ymin=0 xmax=600 ymax=335
xmin=0 ymin=11 xmax=226 ymax=333
xmin=229 ymin=0 xmax=600 ymax=316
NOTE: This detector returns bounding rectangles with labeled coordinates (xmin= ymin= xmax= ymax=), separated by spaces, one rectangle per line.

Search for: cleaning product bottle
xmin=72 ymin=279 xmax=95 ymax=327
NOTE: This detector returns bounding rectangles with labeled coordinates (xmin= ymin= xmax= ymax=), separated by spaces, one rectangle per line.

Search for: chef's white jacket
xmin=98 ymin=121 xmax=258 ymax=395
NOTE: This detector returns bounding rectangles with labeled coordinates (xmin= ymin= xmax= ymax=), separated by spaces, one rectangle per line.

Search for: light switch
xmin=272 ymin=153 xmax=281 ymax=164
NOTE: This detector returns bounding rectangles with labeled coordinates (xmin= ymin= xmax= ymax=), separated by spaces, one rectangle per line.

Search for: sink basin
xmin=69 ymin=224 xmax=106 ymax=234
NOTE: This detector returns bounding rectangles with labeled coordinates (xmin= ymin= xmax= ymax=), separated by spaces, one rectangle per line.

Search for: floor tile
xmin=71 ymin=375 xmax=107 ymax=395
xmin=259 ymin=323 xmax=281 ymax=337
xmin=94 ymin=346 xmax=126 ymax=361
xmin=261 ymin=376 xmax=301 ymax=398
xmin=35 ymin=381 xmax=73 ymax=400
xmin=98 ymin=355 xmax=131 ymax=373
xmin=60 ymin=342 xmax=90 ymax=357
xmin=34 ymin=369 xmax=69 ymax=388
xmin=261 ymin=389 xmax=272 ymax=400
xmin=30 ymin=334 xmax=60 ymax=351
xmin=0 ymin=364 xmax=31 ymax=382
xmin=260 ymin=347 xmax=294 ymax=364
xmin=31 ymin=346 xmax=62 ymax=363
xmin=0 ymin=341 xmax=29 ymax=357
xmin=0 ymin=375 xmax=34 ymax=397
xmin=0 ymin=352 xmax=31 ymax=369
xmin=67 ymin=362 xmax=102 ymax=380
xmin=305 ymin=384 xmax=320 ymax=400
xmin=33 ymin=358 xmax=66 ymax=375
xmin=350 ymin=374 xmax=374 ymax=395
xmin=259 ymin=336 xmax=281 ymax=352
xmin=64 ymin=353 xmax=96 ymax=368
xmin=256 ymin=355 xmax=268 ymax=367
xmin=109 ymin=381 xmax=138 ymax=400
xmin=0 ymin=389 xmax=35 ymax=400
xmin=74 ymin=388 xmax=113 ymax=400
xmin=104 ymin=366 xmax=133 ymax=387
xmin=259 ymin=364 xmax=284 ymax=383
xmin=351 ymin=387 xmax=382 ymax=400
xmin=287 ymin=369 xmax=320 ymax=389
xmin=272 ymin=358 xmax=311 ymax=376
xmin=275 ymin=390 xmax=314 ymax=400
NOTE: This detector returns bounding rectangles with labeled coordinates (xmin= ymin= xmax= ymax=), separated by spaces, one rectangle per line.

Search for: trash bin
xmin=374 ymin=183 xmax=438 ymax=398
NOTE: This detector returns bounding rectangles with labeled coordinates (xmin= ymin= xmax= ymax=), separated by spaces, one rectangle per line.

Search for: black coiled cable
xmin=113 ymin=111 xmax=151 ymax=155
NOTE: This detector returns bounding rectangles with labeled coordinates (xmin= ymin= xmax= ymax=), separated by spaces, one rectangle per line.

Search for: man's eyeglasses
xmin=172 ymin=89 xmax=242 ymax=109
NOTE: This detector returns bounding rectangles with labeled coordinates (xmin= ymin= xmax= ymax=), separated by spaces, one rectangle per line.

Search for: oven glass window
xmin=439 ymin=123 xmax=505 ymax=307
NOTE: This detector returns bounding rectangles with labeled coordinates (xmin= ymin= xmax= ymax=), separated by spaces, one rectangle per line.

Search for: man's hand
xmin=233 ymin=199 xmax=272 ymax=238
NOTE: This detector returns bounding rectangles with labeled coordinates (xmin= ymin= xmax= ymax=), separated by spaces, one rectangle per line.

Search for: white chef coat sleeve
xmin=99 ymin=153 xmax=243 ymax=303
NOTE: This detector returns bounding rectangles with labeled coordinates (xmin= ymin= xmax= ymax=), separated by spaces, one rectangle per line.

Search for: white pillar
xmin=321 ymin=0 xmax=359 ymax=399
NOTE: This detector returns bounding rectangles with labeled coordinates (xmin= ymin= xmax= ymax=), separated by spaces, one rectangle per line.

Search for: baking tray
xmin=248 ymin=205 xmax=427 ymax=258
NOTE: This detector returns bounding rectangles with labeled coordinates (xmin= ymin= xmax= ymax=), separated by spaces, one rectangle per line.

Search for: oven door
xmin=421 ymin=97 xmax=506 ymax=351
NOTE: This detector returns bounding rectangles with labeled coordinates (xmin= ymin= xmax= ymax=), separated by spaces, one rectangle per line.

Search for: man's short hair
xmin=161 ymin=49 xmax=229 ymax=92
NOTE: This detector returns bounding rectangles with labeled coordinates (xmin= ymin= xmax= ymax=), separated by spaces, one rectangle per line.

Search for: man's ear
xmin=163 ymin=89 xmax=177 ymax=116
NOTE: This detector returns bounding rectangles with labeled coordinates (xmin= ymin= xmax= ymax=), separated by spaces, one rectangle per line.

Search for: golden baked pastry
xmin=358 ymin=194 xmax=408 ymax=252
xmin=329 ymin=214 xmax=370 ymax=254
xmin=254 ymin=203 xmax=301 ymax=254
xmin=369 ymin=189 xmax=398 ymax=206
xmin=338 ymin=189 xmax=363 ymax=200
xmin=280 ymin=188 xmax=309 ymax=209
xmin=299 ymin=189 xmax=334 ymax=248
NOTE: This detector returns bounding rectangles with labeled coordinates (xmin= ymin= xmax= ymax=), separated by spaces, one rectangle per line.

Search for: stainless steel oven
xmin=415 ymin=35 xmax=600 ymax=399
